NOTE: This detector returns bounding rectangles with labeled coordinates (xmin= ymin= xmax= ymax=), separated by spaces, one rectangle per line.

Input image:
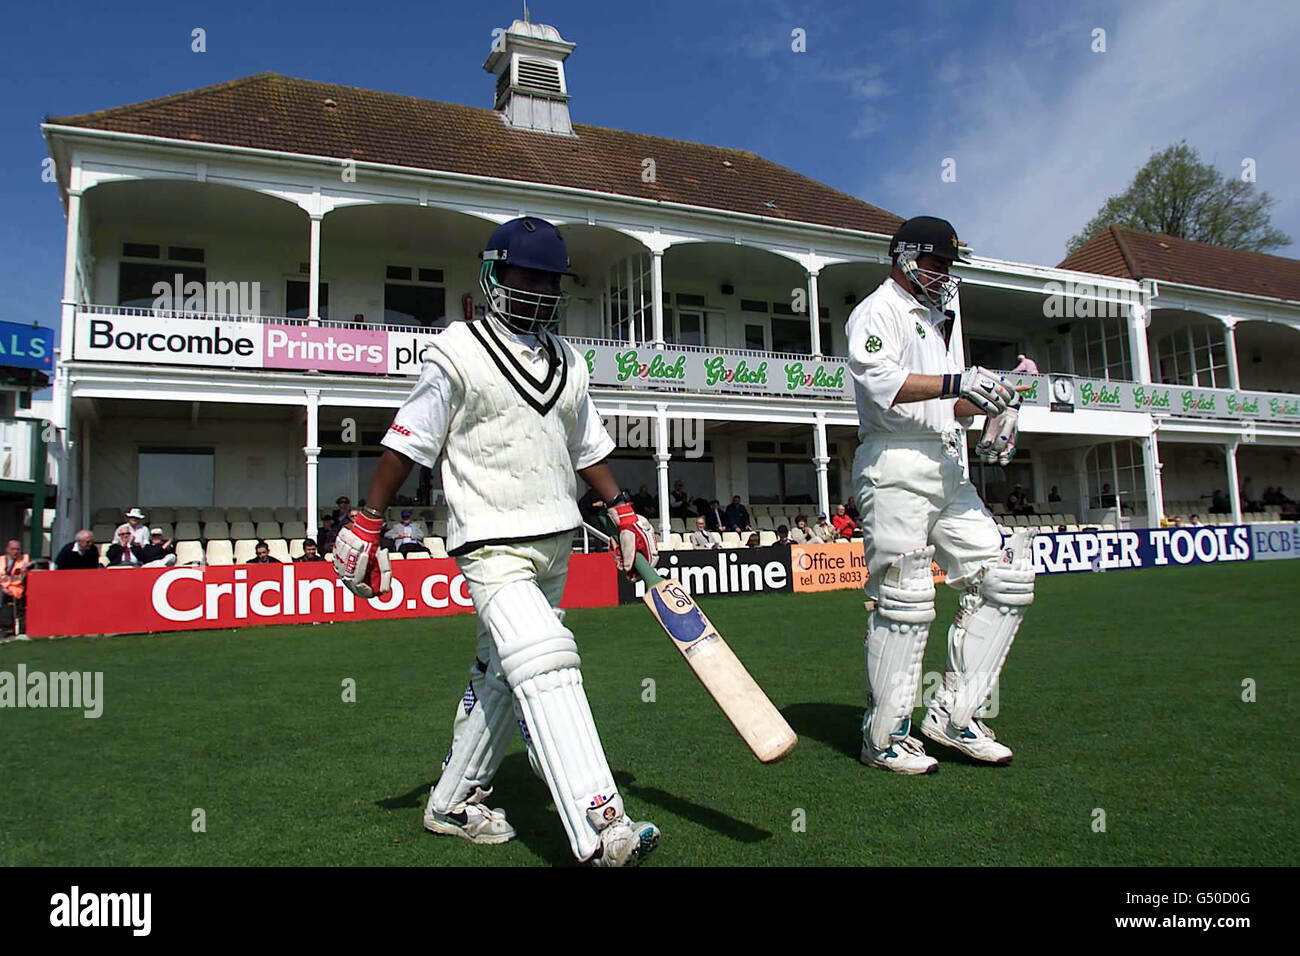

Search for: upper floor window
xmin=385 ymin=265 xmax=446 ymax=327
xmin=1072 ymin=315 xmax=1131 ymax=381
xmin=118 ymin=242 xmax=206 ymax=310
xmin=1155 ymin=324 xmax=1228 ymax=388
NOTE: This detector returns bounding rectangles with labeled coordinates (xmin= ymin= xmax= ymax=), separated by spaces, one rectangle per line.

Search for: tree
xmin=1066 ymin=141 xmax=1291 ymax=255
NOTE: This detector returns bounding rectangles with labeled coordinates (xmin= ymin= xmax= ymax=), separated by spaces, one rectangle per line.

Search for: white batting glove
xmin=606 ymin=498 xmax=657 ymax=577
xmin=943 ymin=366 xmax=1014 ymax=416
xmin=332 ymin=512 xmax=392 ymax=598
xmin=977 ymin=389 xmax=1022 ymax=465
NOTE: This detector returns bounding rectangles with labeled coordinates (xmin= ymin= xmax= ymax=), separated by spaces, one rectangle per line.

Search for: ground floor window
xmin=1083 ymin=441 xmax=1144 ymax=511
xmin=746 ymin=459 xmax=839 ymax=505
xmin=138 ymin=446 xmax=214 ymax=506
xmin=320 ymin=449 xmax=425 ymax=508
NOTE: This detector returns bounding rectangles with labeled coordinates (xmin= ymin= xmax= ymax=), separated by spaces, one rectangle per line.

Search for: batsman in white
xmin=332 ymin=217 xmax=661 ymax=865
xmin=845 ymin=215 xmax=1036 ymax=775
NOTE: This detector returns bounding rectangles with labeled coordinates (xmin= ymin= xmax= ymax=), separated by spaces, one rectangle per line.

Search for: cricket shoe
xmin=423 ymin=786 xmax=516 ymax=844
xmin=590 ymin=816 xmax=661 ymax=867
xmin=860 ymin=724 xmax=938 ymax=775
xmin=920 ymin=706 xmax=1013 ymax=765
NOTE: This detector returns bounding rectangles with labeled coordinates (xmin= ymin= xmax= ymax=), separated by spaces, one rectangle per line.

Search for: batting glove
xmin=606 ymin=497 xmax=658 ymax=577
xmin=943 ymin=366 xmax=1015 ymax=416
xmin=977 ymin=388 xmax=1023 ymax=465
xmin=332 ymin=512 xmax=392 ymax=598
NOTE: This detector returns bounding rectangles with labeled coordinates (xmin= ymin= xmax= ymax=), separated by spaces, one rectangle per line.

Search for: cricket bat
xmin=588 ymin=521 xmax=797 ymax=763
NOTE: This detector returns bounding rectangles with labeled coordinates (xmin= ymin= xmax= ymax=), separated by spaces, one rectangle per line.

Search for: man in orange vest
xmin=1 ymin=539 xmax=31 ymax=636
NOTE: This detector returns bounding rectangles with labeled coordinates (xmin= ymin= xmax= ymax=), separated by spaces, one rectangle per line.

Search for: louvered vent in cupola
xmin=517 ymin=58 xmax=563 ymax=96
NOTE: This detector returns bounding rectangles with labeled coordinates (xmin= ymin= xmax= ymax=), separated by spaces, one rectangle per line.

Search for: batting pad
xmin=864 ymin=546 xmax=936 ymax=751
xmin=945 ymin=531 xmax=1036 ymax=729
xmin=428 ymin=657 xmax=515 ymax=814
xmin=483 ymin=580 xmax=616 ymax=862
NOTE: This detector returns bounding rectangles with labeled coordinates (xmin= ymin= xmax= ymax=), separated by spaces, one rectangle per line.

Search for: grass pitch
xmin=1 ymin=562 xmax=1295 ymax=867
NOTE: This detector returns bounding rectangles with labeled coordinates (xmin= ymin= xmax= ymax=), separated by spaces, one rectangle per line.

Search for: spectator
xmin=385 ymin=509 xmax=429 ymax=555
xmin=106 ymin=526 xmax=142 ymax=566
xmin=295 ymin=538 xmax=326 ymax=562
xmin=1010 ymin=353 xmax=1040 ymax=374
xmin=724 ymin=495 xmax=753 ymax=533
xmin=1099 ymin=483 xmax=1117 ymax=508
xmin=844 ymin=496 xmax=860 ymax=522
xmin=247 ymin=540 xmax=280 ymax=564
xmin=1 ymin=540 xmax=30 ymax=635
xmin=689 ymin=516 xmax=721 ymax=550
xmin=1006 ymin=484 xmax=1032 ymax=516
xmin=692 ymin=497 xmax=709 ymax=518
xmin=1048 ymin=485 xmax=1062 ymax=503
xmin=1210 ymin=489 xmax=1230 ymax=514
xmin=1169 ymin=516 xmax=1183 ymax=528
xmin=670 ymin=480 xmax=690 ymax=517
xmin=633 ymin=484 xmax=656 ymax=518
xmin=331 ymin=496 xmax=352 ymax=526
xmin=1188 ymin=515 xmax=1203 ymax=526
xmin=317 ymin=514 xmax=339 ymax=553
xmin=790 ymin=515 xmax=820 ymax=544
xmin=774 ymin=524 xmax=792 ymax=547
xmin=122 ymin=508 xmax=150 ymax=547
xmin=703 ymin=499 xmax=728 ymax=533
xmin=746 ymin=532 xmax=761 ymax=548
xmin=832 ymin=504 xmax=859 ymax=539
xmin=135 ymin=528 xmax=177 ymax=568
xmin=814 ymin=513 xmax=838 ymax=542
xmin=55 ymin=530 xmax=100 ymax=570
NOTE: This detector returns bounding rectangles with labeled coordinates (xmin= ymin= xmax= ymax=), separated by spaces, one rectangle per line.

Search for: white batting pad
xmin=864 ymin=546 xmax=937 ymax=751
xmin=945 ymin=531 xmax=1036 ymax=729
xmin=428 ymin=657 xmax=516 ymax=814
xmin=483 ymin=580 xmax=617 ymax=862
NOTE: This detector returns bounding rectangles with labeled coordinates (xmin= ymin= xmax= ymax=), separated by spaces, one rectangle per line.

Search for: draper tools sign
xmin=1025 ymin=525 xmax=1253 ymax=574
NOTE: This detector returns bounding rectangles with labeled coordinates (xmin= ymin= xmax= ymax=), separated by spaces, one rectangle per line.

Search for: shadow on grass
xmin=613 ymin=771 xmax=771 ymax=843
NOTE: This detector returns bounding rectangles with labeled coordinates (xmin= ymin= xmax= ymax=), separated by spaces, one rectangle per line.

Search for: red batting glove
xmin=332 ymin=511 xmax=391 ymax=598
xmin=606 ymin=500 xmax=658 ymax=577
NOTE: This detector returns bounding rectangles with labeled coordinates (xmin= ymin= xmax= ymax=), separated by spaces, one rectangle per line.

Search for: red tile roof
xmin=1059 ymin=225 xmax=1300 ymax=303
xmin=48 ymin=73 xmax=903 ymax=238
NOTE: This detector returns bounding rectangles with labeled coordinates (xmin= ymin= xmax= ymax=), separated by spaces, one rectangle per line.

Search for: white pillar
xmin=1141 ymin=431 xmax=1165 ymax=527
xmin=807 ymin=269 xmax=822 ymax=358
xmin=655 ymin=405 xmax=671 ymax=543
xmin=1127 ymin=301 xmax=1152 ymax=383
xmin=305 ymin=389 xmax=321 ymax=539
xmin=1225 ymin=441 xmax=1242 ymax=525
xmin=52 ymin=185 xmax=83 ymax=551
xmin=651 ymin=249 xmax=665 ymax=348
xmin=812 ymin=415 xmax=831 ymax=518
xmin=626 ymin=257 xmax=636 ymax=346
xmin=1223 ymin=318 xmax=1241 ymax=390
xmin=79 ymin=419 xmax=91 ymax=532
xmin=308 ymin=213 xmax=322 ymax=326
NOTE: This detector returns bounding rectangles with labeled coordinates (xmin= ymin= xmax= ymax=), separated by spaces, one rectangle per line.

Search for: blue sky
xmin=3 ymin=0 xmax=1299 ymax=338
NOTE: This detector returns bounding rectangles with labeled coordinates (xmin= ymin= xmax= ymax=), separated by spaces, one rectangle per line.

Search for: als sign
xmin=0 ymin=320 xmax=55 ymax=373
xmin=1027 ymin=526 xmax=1253 ymax=574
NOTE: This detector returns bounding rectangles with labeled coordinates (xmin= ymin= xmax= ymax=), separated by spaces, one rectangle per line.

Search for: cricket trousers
xmin=853 ymin=434 xmax=1002 ymax=599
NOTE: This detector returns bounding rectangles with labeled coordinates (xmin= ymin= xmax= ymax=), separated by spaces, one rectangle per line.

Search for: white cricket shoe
xmin=921 ymin=707 xmax=1013 ymax=765
xmin=860 ymin=727 xmax=939 ymax=775
xmin=590 ymin=817 xmax=661 ymax=867
xmin=423 ymin=786 xmax=516 ymax=844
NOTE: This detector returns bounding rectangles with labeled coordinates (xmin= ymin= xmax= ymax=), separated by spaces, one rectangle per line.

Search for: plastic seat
xmin=758 ymin=530 xmax=777 ymax=546
xmin=669 ymin=517 xmax=687 ymax=533
xmin=204 ymin=521 xmax=230 ymax=541
xmin=274 ymin=507 xmax=298 ymax=524
xmin=288 ymin=539 xmax=305 ymax=559
xmin=720 ymin=532 xmax=742 ymax=548
xmin=225 ymin=507 xmax=251 ymax=523
xmin=206 ymin=540 xmax=235 ymax=565
xmin=387 ymin=550 xmax=404 ymax=559
xmin=174 ymin=522 xmax=202 ymax=541
xmin=755 ymin=517 xmax=775 ymax=531
xmin=149 ymin=507 xmax=176 ymax=524
xmin=281 ymin=521 xmax=307 ymax=540
xmin=427 ymin=538 xmax=449 ymax=558
xmin=232 ymin=540 xmax=257 ymax=563
xmin=404 ymin=551 xmax=432 ymax=560
xmin=91 ymin=523 xmax=116 ymax=543
xmin=229 ymin=521 xmax=257 ymax=540
xmin=255 ymin=521 xmax=281 ymax=540
xmin=174 ymin=507 xmax=201 ymax=523
xmin=267 ymin=540 xmax=291 ymax=563
xmin=250 ymin=507 xmax=276 ymax=523
xmin=200 ymin=507 xmax=224 ymax=524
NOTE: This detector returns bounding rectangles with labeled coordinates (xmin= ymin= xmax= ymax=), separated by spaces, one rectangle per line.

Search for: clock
xmin=1053 ymin=378 xmax=1074 ymax=404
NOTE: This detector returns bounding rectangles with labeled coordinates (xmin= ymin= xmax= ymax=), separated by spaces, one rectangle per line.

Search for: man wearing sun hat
xmin=384 ymin=508 xmax=428 ymax=555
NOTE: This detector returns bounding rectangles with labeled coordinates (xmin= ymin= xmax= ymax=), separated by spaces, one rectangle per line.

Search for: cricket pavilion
xmin=36 ymin=16 xmax=1300 ymax=563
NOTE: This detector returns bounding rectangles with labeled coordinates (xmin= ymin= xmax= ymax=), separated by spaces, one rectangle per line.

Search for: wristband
xmin=607 ymin=491 xmax=633 ymax=508
xmin=940 ymin=373 xmax=959 ymax=398
xmin=361 ymin=506 xmax=384 ymax=521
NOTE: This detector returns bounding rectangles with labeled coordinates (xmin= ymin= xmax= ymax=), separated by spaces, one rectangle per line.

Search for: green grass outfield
xmin=1 ymin=561 xmax=1295 ymax=867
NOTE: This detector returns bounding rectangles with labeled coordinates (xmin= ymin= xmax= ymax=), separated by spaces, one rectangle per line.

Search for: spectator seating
xmin=758 ymin=530 xmax=777 ymax=546
xmin=203 ymin=521 xmax=231 ymax=541
xmin=205 ymin=540 xmax=234 ymax=565
xmin=230 ymin=521 xmax=257 ymax=540
xmin=720 ymin=532 xmax=742 ymax=549
xmin=174 ymin=522 xmax=202 ymax=541
xmin=226 ymin=507 xmax=251 ymax=523
xmin=200 ymin=507 xmax=224 ymax=524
